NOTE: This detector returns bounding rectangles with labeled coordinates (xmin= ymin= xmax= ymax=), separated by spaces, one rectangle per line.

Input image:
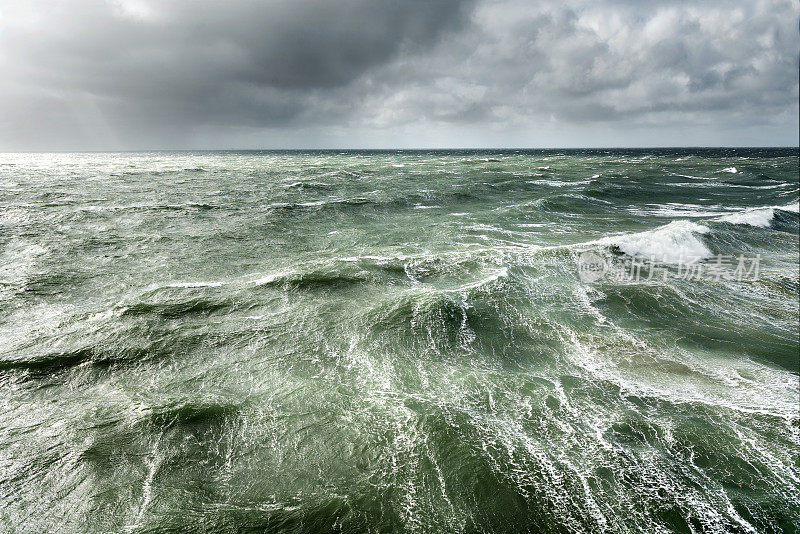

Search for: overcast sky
xmin=0 ymin=0 xmax=797 ymax=150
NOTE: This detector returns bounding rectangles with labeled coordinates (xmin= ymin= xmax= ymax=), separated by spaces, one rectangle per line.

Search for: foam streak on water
xmin=0 ymin=149 xmax=798 ymax=533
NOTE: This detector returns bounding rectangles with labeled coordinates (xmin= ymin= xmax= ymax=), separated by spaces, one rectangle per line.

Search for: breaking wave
xmin=595 ymin=220 xmax=712 ymax=263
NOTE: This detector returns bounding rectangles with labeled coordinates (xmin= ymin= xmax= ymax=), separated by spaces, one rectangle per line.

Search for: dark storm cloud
xmin=0 ymin=0 xmax=474 ymax=147
xmin=0 ymin=0 xmax=796 ymax=149
xmin=8 ymin=0 xmax=472 ymax=91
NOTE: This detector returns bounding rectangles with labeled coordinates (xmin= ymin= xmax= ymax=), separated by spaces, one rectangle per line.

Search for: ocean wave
xmin=282 ymin=180 xmax=332 ymax=191
xmin=459 ymin=157 xmax=502 ymax=164
xmin=248 ymin=256 xmax=509 ymax=295
xmin=0 ymin=346 xmax=98 ymax=373
xmin=595 ymin=221 xmax=712 ymax=263
xmin=627 ymin=203 xmax=728 ymax=218
xmin=0 ymin=325 xmax=225 ymax=379
xmin=361 ymin=274 xmax=512 ymax=353
xmin=780 ymin=201 xmax=800 ymax=213
xmin=144 ymin=399 xmax=240 ymax=428
xmin=0 ymin=338 xmax=181 ymax=375
xmin=251 ymin=268 xmax=371 ymax=290
xmin=717 ymin=208 xmax=775 ymax=228
xmin=67 ymin=202 xmax=221 ymax=214
xmin=526 ymin=178 xmax=590 ymax=188
xmin=165 ymin=281 xmax=227 ymax=288
xmin=715 ymin=202 xmax=799 ymax=228
xmin=264 ymin=191 xmax=478 ymax=214
xmin=266 ymin=198 xmax=370 ymax=212
xmin=529 ymin=193 xmax=613 ymax=212
xmin=120 ymin=296 xmax=233 ymax=319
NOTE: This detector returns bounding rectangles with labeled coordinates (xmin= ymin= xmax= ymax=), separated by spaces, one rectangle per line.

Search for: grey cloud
xmin=0 ymin=0 xmax=474 ymax=148
xmin=6 ymin=0 xmax=473 ymax=90
xmin=352 ymin=0 xmax=798 ymax=134
xmin=0 ymin=0 xmax=796 ymax=149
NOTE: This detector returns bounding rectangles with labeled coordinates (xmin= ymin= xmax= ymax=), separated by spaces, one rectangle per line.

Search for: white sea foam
xmin=716 ymin=202 xmax=799 ymax=227
xmin=717 ymin=208 xmax=775 ymax=228
xmin=165 ymin=281 xmax=226 ymax=288
xmin=779 ymin=201 xmax=799 ymax=213
xmin=597 ymin=221 xmax=711 ymax=263
xmin=526 ymin=179 xmax=570 ymax=187
xmin=721 ymin=167 xmax=738 ymax=173
xmin=451 ymin=267 xmax=508 ymax=292
xmin=0 ymin=240 xmax=47 ymax=290
xmin=630 ymin=203 xmax=727 ymax=218
xmin=251 ymin=272 xmax=291 ymax=285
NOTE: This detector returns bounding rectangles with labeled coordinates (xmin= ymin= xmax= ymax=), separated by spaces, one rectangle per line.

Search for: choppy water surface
xmin=1 ymin=149 xmax=798 ymax=533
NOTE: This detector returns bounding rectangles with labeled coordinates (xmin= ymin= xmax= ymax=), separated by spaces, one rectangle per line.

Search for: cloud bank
xmin=0 ymin=0 xmax=797 ymax=149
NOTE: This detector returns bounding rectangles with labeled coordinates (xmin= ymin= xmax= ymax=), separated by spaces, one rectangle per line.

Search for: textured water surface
xmin=0 ymin=149 xmax=798 ymax=533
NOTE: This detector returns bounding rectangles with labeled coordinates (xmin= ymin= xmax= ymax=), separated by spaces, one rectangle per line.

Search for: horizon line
xmin=1 ymin=145 xmax=798 ymax=154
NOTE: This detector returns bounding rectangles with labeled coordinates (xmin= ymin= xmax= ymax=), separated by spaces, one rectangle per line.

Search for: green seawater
xmin=0 ymin=149 xmax=798 ymax=533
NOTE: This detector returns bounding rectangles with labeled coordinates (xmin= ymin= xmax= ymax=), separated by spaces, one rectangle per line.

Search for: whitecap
xmin=250 ymin=272 xmax=292 ymax=285
xmin=526 ymin=179 xmax=570 ymax=187
xmin=721 ymin=167 xmax=738 ymax=173
xmin=452 ymin=267 xmax=508 ymax=292
xmin=165 ymin=281 xmax=226 ymax=288
xmin=596 ymin=221 xmax=711 ymax=263
xmin=717 ymin=207 xmax=776 ymax=228
xmin=629 ymin=203 xmax=727 ymax=218
xmin=778 ymin=201 xmax=799 ymax=213
xmin=715 ymin=201 xmax=799 ymax=227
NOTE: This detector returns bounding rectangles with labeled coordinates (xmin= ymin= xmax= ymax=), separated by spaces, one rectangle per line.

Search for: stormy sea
xmin=0 ymin=148 xmax=798 ymax=533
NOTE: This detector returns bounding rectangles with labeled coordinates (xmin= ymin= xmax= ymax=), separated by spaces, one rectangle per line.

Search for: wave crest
xmin=596 ymin=221 xmax=711 ymax=263
xmin=716 ymin=202 xmax=799 ymax=228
